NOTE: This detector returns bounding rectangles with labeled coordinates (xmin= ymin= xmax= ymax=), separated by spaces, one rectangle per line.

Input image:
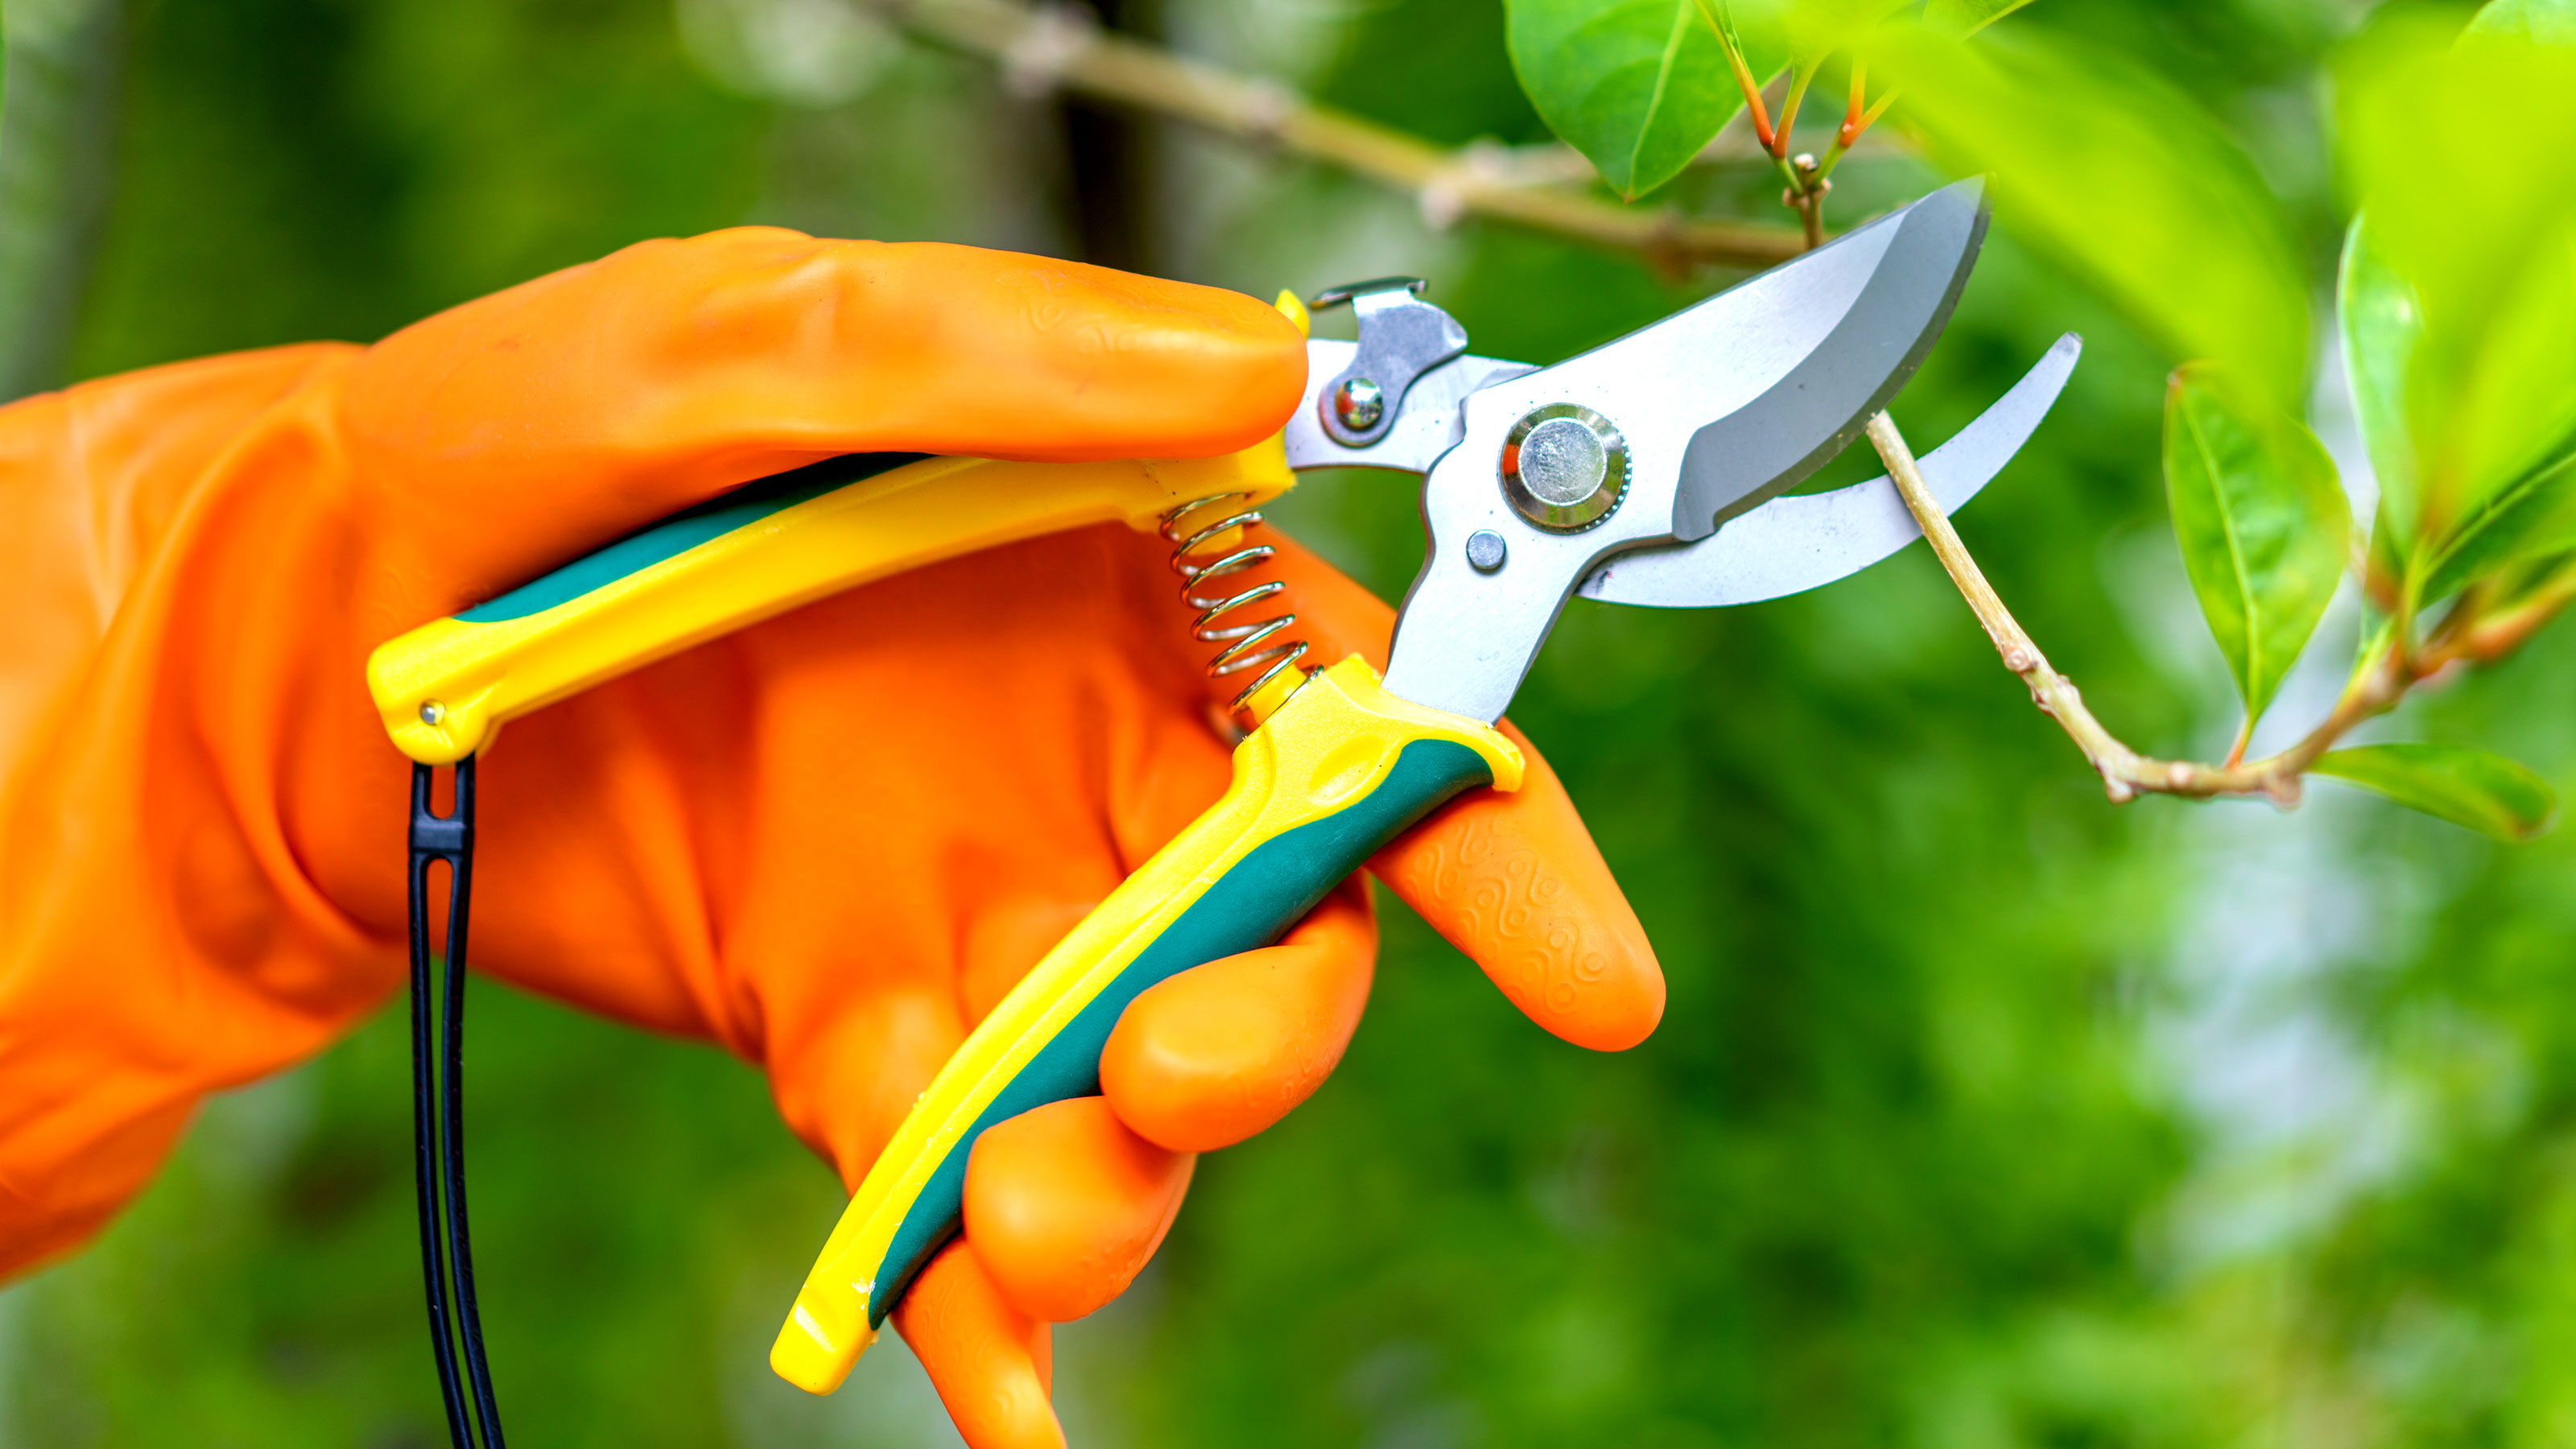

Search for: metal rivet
xmin=1333 ymin=377 xmax=1385 ymax=431
xmin=1466 ymin=530 xmax=1508 ymax=572
xmin=419 ymin=701 xmax=444 ymax=725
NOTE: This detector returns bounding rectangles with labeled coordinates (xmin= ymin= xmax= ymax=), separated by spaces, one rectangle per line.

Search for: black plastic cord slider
xmin=407 ymin=758 xmax=506 ymax=1449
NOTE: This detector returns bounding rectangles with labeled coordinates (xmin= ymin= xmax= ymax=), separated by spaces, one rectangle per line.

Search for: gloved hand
xmin=0 ymin=229 xmax=1664 ymax=1447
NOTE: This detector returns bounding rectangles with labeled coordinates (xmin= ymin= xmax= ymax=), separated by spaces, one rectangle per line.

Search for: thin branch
xmin=1698 ymin=0 xmax=1778 ymax=152
xmin=875 ymin=0 xmax=1806 ymax=270
xmin=1818 ymin=86 xmax=1895 ymax=181
xmin=1771 ymin=64 xmax=1816 ymax=162
xmin=1865 ymin=413 xmax=2574 ymax=807
xmin=1839 ymin=62 xmax=1868 ymax=150
xmin=1785 ymin=154 xmax=1827 ymax=248
xmin=1865 ymin=414 xmax=2215 ymax=803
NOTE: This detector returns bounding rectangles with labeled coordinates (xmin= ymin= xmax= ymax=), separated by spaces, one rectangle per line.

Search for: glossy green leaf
xmin=1922 ymin=0 xmax=2040 ymax=36
xmin=2162 ymin=364 xmax=2351 ymax=727
xmin=2310 ymin=743 xmax=2559 ymax=840
xmin=2335 ymin=12 xmax=2576 ymax=551
xmin=1505 ymin=0 xmax=1785 ymax=198
xmin=1870 ymin=24 xmax=2309 ymax=406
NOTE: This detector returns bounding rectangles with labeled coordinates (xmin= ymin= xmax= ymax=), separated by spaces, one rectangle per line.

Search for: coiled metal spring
xmin=1161 ymin=492 xmax=1309 ymax=720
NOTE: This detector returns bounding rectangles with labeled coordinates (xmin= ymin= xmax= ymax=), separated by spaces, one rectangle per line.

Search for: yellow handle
xmin=366 ymin=443 xmax=1294 ymax=763
xmin=768 ymin=657 xmax=1521 ymax=1393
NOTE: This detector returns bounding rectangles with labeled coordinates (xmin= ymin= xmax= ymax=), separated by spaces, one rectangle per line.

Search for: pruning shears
xmin=369 ymin=177 xmax=2079 ymax=1426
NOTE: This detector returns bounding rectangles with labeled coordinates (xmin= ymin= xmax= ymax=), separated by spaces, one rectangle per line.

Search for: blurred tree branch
xmin=865 ymin=0 xmax=1808 ymax=271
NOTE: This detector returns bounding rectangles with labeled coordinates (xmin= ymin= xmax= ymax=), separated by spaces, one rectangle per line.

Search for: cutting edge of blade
xmin=1575 ymin=331 xmax=2082 ymax=609
xmin=1672 ymin=176 xmax=1994 ymax=539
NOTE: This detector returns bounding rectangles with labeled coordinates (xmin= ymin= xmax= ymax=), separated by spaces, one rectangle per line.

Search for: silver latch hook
xmin=1307 ymin=278 xmax=1470 ymax=448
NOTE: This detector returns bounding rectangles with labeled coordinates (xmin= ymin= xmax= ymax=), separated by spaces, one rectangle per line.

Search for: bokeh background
xmin=6 ymin=0 xmax=2574 ymax=1443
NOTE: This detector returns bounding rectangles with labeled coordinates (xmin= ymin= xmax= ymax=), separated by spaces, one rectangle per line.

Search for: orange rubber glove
xmin=0 ymin=229 xmax=1663 ymax=1447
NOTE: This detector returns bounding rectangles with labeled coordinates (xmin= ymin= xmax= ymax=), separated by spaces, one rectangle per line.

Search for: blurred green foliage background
xmin=8 ymin=0 xmax=2576 ymax=1444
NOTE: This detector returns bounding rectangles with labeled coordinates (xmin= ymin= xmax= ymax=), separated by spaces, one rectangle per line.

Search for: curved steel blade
xmin=1575 ymin=333 xmax=2079 ymax=609
xmin=1385 ymin=179 xmax=1993 ymax=724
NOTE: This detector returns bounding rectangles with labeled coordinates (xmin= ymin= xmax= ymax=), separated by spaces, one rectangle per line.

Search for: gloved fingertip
xmin=1101 ymin=882 xmax=1375 ymax=1151
xmin=1370 ymin=724 xmax=1666 ymax=1052
xmin=894 ymin=1241 xmax=1066 ymax=1449
xmin=963 ymin=1097 xmax=1194 ymax=1323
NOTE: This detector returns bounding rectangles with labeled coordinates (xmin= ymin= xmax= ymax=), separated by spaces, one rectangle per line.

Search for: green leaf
xmin=1922 ymin=0 xmax=2041 ymax=36
xmin=2335 ymin=12 xmax=2576 ymax=550
xmin=1869 ymin=24 xmax=2310 ymax=407
xmin=2421 ymin=446 xmax=2576 ymax=601
xmin=1505 ymin=0 xmax=1785 ymax=199
xmin=2441 ymin=218 xmax=2576 ymax=539
xmin=1700 ymin=0 xmax=1765 ymax=72
xmin=2162 ymin=364 xmax=2351 ymax=729
xmin=2338 ymin=217 xmax=2424 ymax=550
xmin=2482 ymin=547 xmax=2576 ymax=614
xmin=2310 ymin=744 xmax=2559 ymax=840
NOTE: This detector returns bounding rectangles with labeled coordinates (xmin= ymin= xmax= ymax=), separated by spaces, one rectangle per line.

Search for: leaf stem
xmin=1821 ymin=91 xmax=1898 ymax=180
xmin=1773 ymin=64 xmax=1816 ymax=160
xmin=1699 ymin=0 xmax=1780 ymax=152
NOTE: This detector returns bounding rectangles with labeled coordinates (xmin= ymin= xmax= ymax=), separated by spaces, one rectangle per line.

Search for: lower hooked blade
xmin=1575 ymin=333 xmax=2079 ymax=609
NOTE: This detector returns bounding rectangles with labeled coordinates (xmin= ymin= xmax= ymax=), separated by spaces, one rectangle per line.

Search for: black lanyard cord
xmin=408 ymin=758 xmax=508 ymax=1449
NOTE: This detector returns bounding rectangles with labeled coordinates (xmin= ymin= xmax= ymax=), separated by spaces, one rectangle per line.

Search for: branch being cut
xmin=1864 ymin=413 xmax=2571 ymax=807
xmin=871 ymin=0 xmax=1808 ymax=270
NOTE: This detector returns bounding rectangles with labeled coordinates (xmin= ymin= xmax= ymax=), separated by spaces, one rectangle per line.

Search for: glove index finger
xmin=1368 ymin=723 xmax=1664 ymax=1051
xmin=344 ymin=229 xmax=1306 ymax=612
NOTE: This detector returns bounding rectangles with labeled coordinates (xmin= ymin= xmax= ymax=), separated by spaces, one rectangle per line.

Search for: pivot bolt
xmin=1465 ymin=530 xmax=1508 ymax=572
xmin=419 ymin=701 xmax=445 ymax=726
xmin=1518 ymin=419 xmax=1607 ymax=506
xmin=1332 ymin=377 xmax=1385 ymax=431
xmin=1500 ymin=403 xmax=1629 ymax=532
